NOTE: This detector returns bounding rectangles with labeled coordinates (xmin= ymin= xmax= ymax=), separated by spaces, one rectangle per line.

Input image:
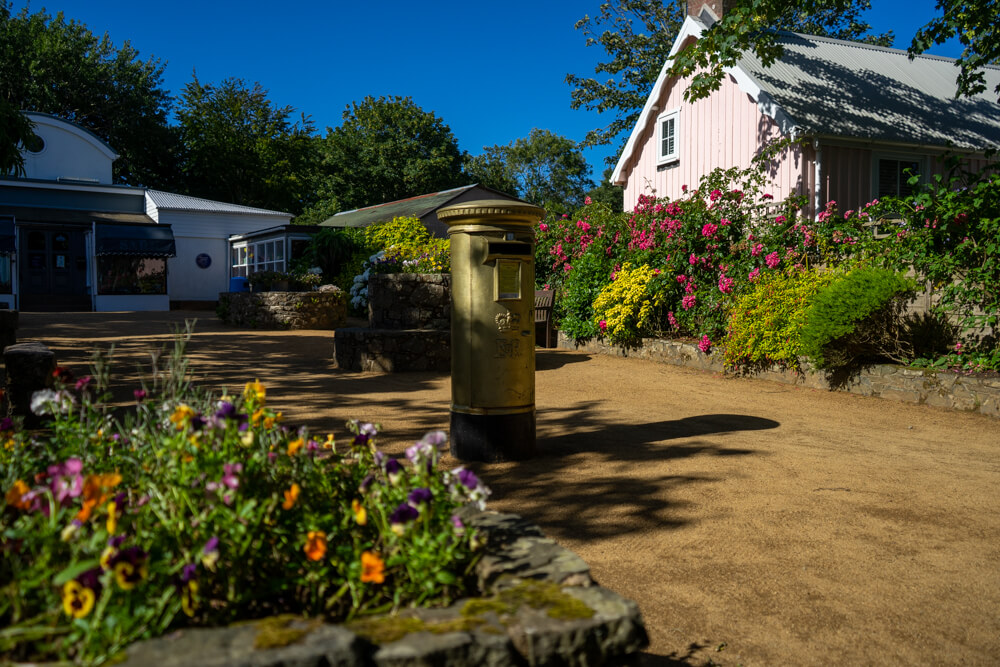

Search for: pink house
xmin=611 ymin=1 xmax=1000 ymax=217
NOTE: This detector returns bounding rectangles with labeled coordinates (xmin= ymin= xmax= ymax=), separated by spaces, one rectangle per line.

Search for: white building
xmin=0 ymin=112 xmax=292 ymax=311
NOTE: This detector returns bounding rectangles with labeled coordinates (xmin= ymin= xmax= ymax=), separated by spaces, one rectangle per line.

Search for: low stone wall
xmin=368 ymin=273 xmax=450 ymax=330
xmin=335 ymin=274 xmax=452 ymax=372
xmin=559 ymin=333 xmax=1000 ymax=418
xmin=118 ymin=508 xmax=648 ymax=667
xmin=334 ymin=328 xmax=450 ymax=372
xmin=218 ymin=291 xmax=347 ymax=330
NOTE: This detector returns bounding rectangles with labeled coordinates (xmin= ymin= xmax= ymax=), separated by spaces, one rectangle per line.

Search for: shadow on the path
xmin=536 ymin=349 xmax=592 ymax=371
xmin=481 ymin=401 xmax=778 ymax=541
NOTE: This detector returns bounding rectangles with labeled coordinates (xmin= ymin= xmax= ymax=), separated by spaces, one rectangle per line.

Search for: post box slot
xmin=486 ymin=241 xmax=532 ymax=258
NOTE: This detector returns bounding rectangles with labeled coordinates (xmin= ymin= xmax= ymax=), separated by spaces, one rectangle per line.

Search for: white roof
xmin=146 ymin=190 xmax=291 ymax=217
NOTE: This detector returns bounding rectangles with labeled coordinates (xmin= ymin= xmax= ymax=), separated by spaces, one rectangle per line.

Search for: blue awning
xmin=95 ymin=223 xmax=176 ymax=257
xmin=0 ymin=218 xmax=13 ymax=254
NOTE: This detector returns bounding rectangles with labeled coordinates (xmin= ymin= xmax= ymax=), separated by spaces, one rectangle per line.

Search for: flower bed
xmin=0 ymin=327 xmax=488 ymax=664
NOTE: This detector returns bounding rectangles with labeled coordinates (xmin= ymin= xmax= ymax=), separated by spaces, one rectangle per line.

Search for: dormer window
xmin=657 ymin=109 xmax=679 ymax=165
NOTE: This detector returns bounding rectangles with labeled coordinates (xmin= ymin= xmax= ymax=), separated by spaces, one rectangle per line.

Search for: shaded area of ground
xmin=19 ymin=311 xmax=1000 ymax=666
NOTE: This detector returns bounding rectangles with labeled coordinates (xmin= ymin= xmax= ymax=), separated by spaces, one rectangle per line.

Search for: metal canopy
xmin=94 ymin=223 xmax=176 ymax=257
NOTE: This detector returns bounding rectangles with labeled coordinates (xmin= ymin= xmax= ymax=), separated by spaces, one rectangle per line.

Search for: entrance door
xmin=20 ymin=227 xmax=91 ymax=311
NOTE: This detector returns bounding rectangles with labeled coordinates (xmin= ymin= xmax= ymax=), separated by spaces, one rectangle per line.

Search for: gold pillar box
xmin=438 ymin=199 xmax=545 ymax=462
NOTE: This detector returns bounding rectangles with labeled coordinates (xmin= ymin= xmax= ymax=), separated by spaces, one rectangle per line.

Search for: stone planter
xmin=367 ymin=273 xmax=450 ymax=330
xmin=335 ymin=274 xmax=452 ymax=372
xmin=117 ymin=508 xmax=648 ymax=666
xmin=218 ymin=290 xmax=347 ymax=330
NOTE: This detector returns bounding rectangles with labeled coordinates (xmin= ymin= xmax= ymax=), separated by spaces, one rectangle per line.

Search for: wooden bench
xmin=534 ymin=289 xmax=555 ymax=348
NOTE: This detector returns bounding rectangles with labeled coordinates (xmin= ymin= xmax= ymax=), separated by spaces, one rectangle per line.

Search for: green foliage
xmin=724 ymin=268 xmax=839 ymax=371
xmin=363 ymin=216 xmax=431 ymax=250
xmin=295 ymin=227 xmax=363 ymax=286
xmin=800 ymin=267 xmax=917 ymax=368
xmin=316 ymin=96 xmax=467 ymax=212
xmin=0 ymin=2 xmax=178 ymax=187
xmin=0 ymin=99 xmax=33 ymax=175
xmin=592 ymin=263 xmax=663 ymax=345
xmin=176 ymin=76 xmax=317 ymax=214
xmin=886 ymin=158 xmax=1000 ymax=352
xmin=908 ymin=0 xmax=1000 ymax=101
xmin=465 ymin=129 xmax=594 ymax=214
xmin=0 ymin=331 xmax=487 ymax=663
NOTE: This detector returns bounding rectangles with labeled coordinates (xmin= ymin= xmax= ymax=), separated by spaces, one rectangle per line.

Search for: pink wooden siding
xmin=821 ymin=145 xmax=872 ymax=213
xmin=620 ymin=73 xmax=810 ymax=211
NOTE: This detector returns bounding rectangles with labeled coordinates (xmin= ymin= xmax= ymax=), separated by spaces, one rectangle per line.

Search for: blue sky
xmin=14 ymin=1 xmax=964 ymax=178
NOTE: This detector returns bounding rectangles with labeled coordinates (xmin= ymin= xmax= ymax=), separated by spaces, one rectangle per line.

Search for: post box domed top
xmin=437 ymin=199 xmax=545 ymax=228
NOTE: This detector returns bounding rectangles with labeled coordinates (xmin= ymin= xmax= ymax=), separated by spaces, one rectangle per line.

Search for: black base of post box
xmin=450 ymin=410 xmax=535 ymax=462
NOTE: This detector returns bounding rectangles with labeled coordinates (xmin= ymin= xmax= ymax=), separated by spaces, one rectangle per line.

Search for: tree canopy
xmin=176 ymin=76 xmax=317 ymax=213
xmin=567 ymin=0 xmax=896 ymax=162
xmin=0 ymin=1 xmax=178 ymax=186
xmin=466 ymin=129 xmax=594 ymax=214
xmin=314 ymin=96 xmax=467 ymax=212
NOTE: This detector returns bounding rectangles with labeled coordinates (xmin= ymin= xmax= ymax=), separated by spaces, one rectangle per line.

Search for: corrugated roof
xmin=738 ymin=32 xmax=1000 ymax=149
xmin=320 ymin=185 xmax=523 ymax=228
xmin=146 ymin=190 xmax=291 ymax=217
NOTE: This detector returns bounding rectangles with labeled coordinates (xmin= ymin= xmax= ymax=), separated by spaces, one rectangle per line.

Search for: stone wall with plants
xmin=218 ymin=288 xmax=346 ymax=330
xmin=539 ymin=149 xmax=1000 ymax=379
xmin=367 ymin=273 xmax=450 ymax=330
xmin=560 ymin=332 xmax=1000 ymax=418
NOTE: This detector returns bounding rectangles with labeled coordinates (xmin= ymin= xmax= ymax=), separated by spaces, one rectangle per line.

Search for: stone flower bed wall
xmin=559 ymin=333 xmax=1000 ymax=418
xmin=218 ymin=290 xmax=347 ymax=330
xmin=368 ymin=273 xmax=450 ymax=330
xmin=335 ymin=274 xmax=451 ymax=373
xmin=119 ymin=508 xmax=648 ymax=667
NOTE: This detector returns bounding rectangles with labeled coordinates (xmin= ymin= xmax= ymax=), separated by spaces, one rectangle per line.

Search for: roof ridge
xmin=772 ymin=30 xmax=999 ymax=69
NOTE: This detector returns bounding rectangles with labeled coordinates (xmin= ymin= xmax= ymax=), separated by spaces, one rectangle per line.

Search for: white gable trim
xmin=610 ymin=17 xmax=799 ymax=185
xmin=24 ymin=112 xmax=119 ymax=161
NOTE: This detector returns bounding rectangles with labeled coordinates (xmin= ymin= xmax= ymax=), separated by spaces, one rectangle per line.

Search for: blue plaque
xmin=195 ymin=253 xmax=212 ymax=269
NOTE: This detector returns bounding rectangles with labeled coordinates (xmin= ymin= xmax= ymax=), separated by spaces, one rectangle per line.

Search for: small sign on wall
xmin=195 ymin=253 xmax=212 ymax=269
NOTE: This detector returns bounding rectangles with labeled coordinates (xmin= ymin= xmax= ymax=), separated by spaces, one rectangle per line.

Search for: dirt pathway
xmin=19 ymin=312 xmax=1000 ymax=666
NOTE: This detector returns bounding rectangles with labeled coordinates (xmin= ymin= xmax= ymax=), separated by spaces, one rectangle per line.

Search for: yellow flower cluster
xmin=592 ymin=263 xmax=662 ymax=343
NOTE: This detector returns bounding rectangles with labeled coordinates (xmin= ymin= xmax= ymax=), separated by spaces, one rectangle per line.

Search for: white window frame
xmin=872 ymin=152 xmax=928 ymax=199
xmin=656 ymin=108 xmax=680 ymax=166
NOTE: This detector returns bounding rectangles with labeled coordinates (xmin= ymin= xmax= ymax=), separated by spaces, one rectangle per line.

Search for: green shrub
xmin=363 ymin=216 xmax=431 ymax=250
xmin=800 ymin=267 xmax=917 ymax=369
xmin=1 ymin=329 xmax=486 ymax=664
xmin=724 ymin=268 xmax=839 ymax=371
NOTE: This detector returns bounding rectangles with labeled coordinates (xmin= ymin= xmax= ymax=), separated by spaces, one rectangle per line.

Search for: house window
xmin=657 ymin=109 xmax=680 ymax=165
xmin=231 ymin=245 xmax=249 ymax=277
xmin=875 ymin=156 xmax=923 ymax=198
xmin=97 ymin=257 xmax=167 ymax=294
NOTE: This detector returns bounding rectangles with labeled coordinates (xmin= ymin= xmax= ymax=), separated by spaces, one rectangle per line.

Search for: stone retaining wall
xmin=118 ymin=508 xmax=648 ymax=667
xmin=218 ymin=290 xmax=347 ymax=330
xmin=368 ymin=273 xmax=450 ymax=330
xmin=335 ymin=274 xmax=451 ymax=372
xmin=334 ymin=328 xmax=450 ymax=372
xmin=559 ymin=333 xmax=1000 ymax=418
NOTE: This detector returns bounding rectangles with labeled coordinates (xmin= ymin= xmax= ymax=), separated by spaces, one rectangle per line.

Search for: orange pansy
xmin=360 ymin=550 xmax=385 ymax=584
xmin=282 ymin=483 xmax=301 ymax=510
xmin=304 ymin=531 xmax=327 ymax=561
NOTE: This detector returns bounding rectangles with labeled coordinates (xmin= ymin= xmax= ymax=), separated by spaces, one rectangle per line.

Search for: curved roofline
xmin=23 ymin=112 xmax=119 ymax=161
